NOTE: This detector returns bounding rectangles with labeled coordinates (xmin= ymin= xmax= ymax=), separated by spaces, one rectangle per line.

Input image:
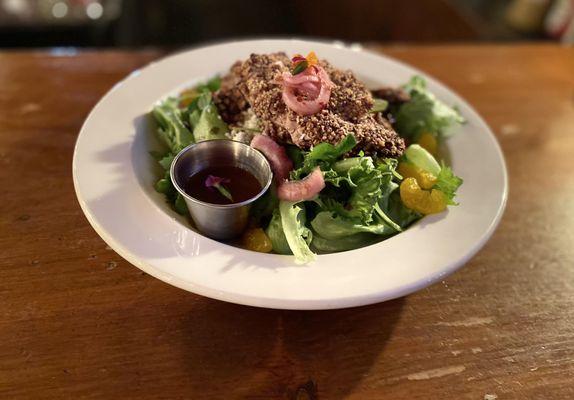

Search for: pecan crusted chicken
xmin=214 ymin=53 xmax=405 ymax=158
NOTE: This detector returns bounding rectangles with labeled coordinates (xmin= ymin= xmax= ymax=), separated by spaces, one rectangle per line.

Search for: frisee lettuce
xmin=148 ymin=74 xmax=465 ymax=263
xmin=395 ymin=76 xmax=465 ymax=140
xmin=434 ymin=162 xmax=463 ymax=205
xmin=291 ymin=134 xmax=356 ymax=179
xmin=402 ymin=144 xmax=463 ymax=205
xmin=152 ymin=99 xmax=194 ymax=154
xmin=151 ymin=76 xmax=227 ymax=214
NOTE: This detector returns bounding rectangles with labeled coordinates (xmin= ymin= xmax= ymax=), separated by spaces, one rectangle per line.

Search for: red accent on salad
xmin=250 ymin=134 xmax=293 ymax=182
xmin=277 ymin=167 xmax=325 ymax=201
xmin=281 ymin=53 xmax=335 ymax=116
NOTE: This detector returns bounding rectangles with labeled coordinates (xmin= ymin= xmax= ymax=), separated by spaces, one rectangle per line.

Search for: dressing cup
xmin=170 ymin=140 xmax=272 ymax=240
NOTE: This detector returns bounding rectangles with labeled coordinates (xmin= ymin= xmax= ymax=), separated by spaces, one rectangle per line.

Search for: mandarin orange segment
xmin=241 ymin=228 xmax=273 ymax=253
xmin=400 ymin=177 xmax=447 ymax=215
xmin=397 ymin=162 xmax=437 ymax=190
xmin=417 ymin=132 xmax=438 ymax=156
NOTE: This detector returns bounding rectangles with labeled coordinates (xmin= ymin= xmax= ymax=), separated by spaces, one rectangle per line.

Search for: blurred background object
xmin=0 ymin=0 xmax=573 ymax=47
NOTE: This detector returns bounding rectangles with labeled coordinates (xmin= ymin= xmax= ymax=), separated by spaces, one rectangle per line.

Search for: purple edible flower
xmin=205 ymin=175 xmax=233 ymax=202
xmin=205 ymin=175 xmax=230 ymax=188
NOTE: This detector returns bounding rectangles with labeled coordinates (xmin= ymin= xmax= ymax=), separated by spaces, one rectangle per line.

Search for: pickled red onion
xmin=281 ymin=65 xmax=334 ymax=116
xmin=250 ymin=135 xmax=293 ymax=182
xmin=277 ymin=167 xmax=325 ymax=201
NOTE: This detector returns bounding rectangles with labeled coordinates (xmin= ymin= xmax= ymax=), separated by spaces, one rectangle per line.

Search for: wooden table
xmin=1 ymin=44 xmax=573 ymax=399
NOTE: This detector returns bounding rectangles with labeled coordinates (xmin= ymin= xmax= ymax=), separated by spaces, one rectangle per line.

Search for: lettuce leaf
xmin=151 ymin=76 xmax=226 ymax=213
xmin=198 ymin=76 xmax=221 ymax=93
xmin=321 ymin=156 xmax=388 ymax=224
xmin=385 ymin=191 xmax=421 ymax=228
xmin=193 ymin=103 xmax=228 ymax=142
xmin=395 ymin=76 xmax=465 ymax=140
xmin=311 ymin=232 xmax=380 ymax=253
xmin=279 ymin=201 xmax=316 ymax=264
xmin=251 ymin=185 xmax=279 ymax=224
xmin=435 ymin=162 xmax=463 ymax=205
xmin=402 ymin=144 xmax=463 ymax=205
xmin=152 ymin=99 xmax=194 ymax=154
xmin=311 ymin=211 xmax=396 ymax=239
xmin=285 ymin=144 xmax=305 ymax=170
xmin=265 ymin=209 xmax=292 ymax=255
xmin=291 ymin=134 xmax=356 ymax=179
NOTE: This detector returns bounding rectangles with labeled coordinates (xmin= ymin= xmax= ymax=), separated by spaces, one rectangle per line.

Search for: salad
xmin=151 ymin=51 xmax=464 ymax=263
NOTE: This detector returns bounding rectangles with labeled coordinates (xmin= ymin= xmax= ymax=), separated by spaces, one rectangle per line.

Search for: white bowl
xmin=73 ymin=39 xmax=507 ymax=310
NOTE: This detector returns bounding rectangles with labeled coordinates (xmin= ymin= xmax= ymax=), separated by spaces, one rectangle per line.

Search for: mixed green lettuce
xmin=403 ymin=144 xmax=463 ymax=205
xmin=263 ymin=77 xmax=465 ymax=262
xmin=150 ymin=75 xmax=464 ymax=263
xmin=266 ymin=134 xmax=415 ymax=260
xmin=395 ymin=76 xmax=465 ymax=141
xmin=151 ymin=76 xmax=228 ymax=214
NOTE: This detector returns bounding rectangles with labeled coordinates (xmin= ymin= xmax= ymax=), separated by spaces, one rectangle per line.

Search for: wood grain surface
xmin=0 ymin=45 xmax=573 ymax=399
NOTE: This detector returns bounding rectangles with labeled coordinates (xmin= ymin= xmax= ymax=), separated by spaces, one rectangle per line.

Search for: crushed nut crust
xmin=214 ymin=53 xmax=405 ymax=157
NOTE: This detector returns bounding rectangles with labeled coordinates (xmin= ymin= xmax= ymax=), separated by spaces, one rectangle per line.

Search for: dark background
xmin=0 ymin=0 xmax=571 ymax=48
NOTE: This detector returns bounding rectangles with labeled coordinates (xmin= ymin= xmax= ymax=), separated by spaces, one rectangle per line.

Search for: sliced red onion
xmin=317 ymin=66 xmax=335 ymax=89
xmin=281 ymin=65 xmax=334 ymax=116
xmin=277 ymin=167 xmax=325 ymax=201
xmin=250 ymin=135 xmax=293 ymax=182
xmin=298 ymin=81 xmax=321 ymax=97
xmin=281 ymin=71 xmax=320 ymax=86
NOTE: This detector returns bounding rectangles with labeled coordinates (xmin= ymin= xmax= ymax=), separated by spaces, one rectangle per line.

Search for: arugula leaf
xmin=377 ymin=158 xmax=402 ymax=181
xmin=374 ymin=185 xmax=402 ymax=232
xmin=152 ymin=169 xmax=187 ymax=215
xmin=434 ymin=162 xmax=463 ymax=205
xmin=279 ymin=201 xmax=316 ymax=264
xmin=395 ymin=76 xmax=465 ymax=140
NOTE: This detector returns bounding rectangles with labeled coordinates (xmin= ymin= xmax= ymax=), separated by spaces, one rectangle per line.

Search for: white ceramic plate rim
xmin=73 ymin=39 xmax=508 ymax=310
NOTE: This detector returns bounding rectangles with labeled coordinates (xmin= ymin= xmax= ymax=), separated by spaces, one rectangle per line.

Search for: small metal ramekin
xmin=170 ymin=140 xmax=272 ymax=240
